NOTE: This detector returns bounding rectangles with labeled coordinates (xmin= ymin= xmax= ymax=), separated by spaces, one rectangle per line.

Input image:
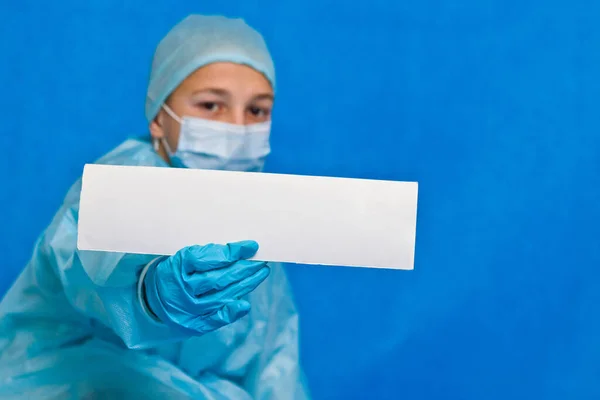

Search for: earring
xmin=153 ymin=138 xmax=160 ymax=152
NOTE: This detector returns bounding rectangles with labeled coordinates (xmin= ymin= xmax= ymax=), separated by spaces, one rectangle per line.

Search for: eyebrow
xmin=191 ymin=88 xmax=274 ymax=102
xmin=191 ymin=88 xmax=230 ymax=97
xmin=252 ymin=93 xmax=275 ymax=102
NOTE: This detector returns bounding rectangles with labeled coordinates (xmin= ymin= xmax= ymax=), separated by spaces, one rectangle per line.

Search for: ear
xmin=149 ymin=110 xmax=165 ymax=140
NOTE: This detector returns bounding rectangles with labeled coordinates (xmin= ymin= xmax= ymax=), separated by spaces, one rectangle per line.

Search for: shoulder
xmin=62 ymin=138 xmax=168 ymax=208
xmin=44 ymin=138 xmax=167 ymax=240
xmin=96 ymin=137 xmax=168 ymax=168
xmin=248 ymin=262 xmax=298 ymax=316
xmin=265 ymin=262 xmax=294 ymax=294
xmin=40 ymin=138 xmax=169 ymax=276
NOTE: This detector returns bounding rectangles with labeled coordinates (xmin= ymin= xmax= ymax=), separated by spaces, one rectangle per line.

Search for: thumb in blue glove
xmin=143 ymin=240 xmax=270 ymax=335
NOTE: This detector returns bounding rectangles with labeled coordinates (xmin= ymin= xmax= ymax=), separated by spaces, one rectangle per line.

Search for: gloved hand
xmin=143 ymin=240 xmax=270 ymax=334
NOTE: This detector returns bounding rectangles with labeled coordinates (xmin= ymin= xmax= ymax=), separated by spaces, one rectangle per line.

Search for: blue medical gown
xmin=0 ymin=138 xmax=310 ymax=399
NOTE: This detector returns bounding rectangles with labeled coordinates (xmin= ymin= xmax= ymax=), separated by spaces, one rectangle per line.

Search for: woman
xmin=0 ymin=14 xmax=309 ymax=399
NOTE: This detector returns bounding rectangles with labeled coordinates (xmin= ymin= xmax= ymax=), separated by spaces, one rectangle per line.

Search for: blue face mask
xmin=159 ymin=105 xmax=271 ymax=172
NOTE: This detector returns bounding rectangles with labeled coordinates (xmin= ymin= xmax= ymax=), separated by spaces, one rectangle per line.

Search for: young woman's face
xmin=150 ymin=62 xmax=274 ymax=157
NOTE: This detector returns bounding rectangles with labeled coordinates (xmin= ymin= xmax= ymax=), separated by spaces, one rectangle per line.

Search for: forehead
xmin=175 ymin=62 xmax=274 ymax=96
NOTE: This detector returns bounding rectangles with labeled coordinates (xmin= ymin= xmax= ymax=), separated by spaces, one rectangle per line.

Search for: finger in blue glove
xmin=144 ymin=240 xmax=270 ymax=335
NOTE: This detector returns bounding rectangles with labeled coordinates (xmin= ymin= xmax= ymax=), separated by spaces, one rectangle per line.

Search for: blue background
xmin=1 ymin=1 xmax=599 ymax=399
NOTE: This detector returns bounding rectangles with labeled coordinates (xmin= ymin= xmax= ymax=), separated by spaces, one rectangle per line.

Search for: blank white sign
xmin=77 ymin=164 xmax=418 ymax=270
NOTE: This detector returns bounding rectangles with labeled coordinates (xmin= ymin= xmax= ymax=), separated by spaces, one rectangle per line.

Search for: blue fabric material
xmin=0 ymin=139 xmax=309 ymax=399
xmin=162 ymin=105 xmax=272 ymax=172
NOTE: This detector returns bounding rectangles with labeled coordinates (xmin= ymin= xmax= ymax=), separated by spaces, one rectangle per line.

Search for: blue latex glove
xmin=143 ymin=240 xmax=270 ymax=334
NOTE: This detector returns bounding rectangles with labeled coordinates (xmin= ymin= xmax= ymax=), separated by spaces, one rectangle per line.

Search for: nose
xmin=224 ymin=107 xmax=246 ymax=126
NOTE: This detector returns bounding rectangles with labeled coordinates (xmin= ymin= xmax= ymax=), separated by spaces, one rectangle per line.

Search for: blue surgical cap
xmin=145 ymin=15 xmax=276 ymax=122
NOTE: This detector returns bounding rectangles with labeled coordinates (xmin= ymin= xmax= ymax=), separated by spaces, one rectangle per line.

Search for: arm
xmin=43 ymin=179 xmax=193 ymax=349
xmin=46 ymin=178 xmax=270 ymax=350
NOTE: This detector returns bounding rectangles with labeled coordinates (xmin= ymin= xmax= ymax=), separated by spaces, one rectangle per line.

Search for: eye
xmin=199 ymin=102 xmax=221 ymax=112
xmin=248 ymin=106 xmax=270 ymax=118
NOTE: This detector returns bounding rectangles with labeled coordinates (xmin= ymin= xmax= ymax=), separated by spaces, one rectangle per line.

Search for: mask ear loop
xmin=154 ymin=137 xmax=176 ymax=167
xmin=162 ymin=104 xmax=183 ymax=124
xmin=161 ymin=137 xmax=175 ymax=156
xmin=153 ymin=104 xmax=180 ymax=159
